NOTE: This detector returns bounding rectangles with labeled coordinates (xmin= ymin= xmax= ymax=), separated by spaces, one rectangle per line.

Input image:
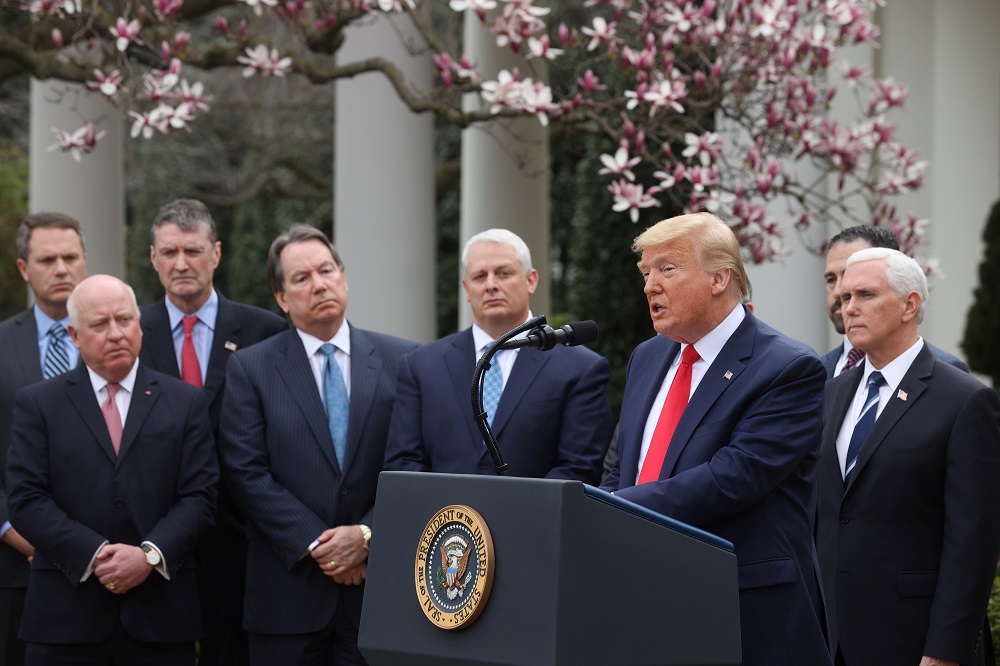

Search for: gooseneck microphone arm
xmin=470 ymin=314 xmax=547 ymax=477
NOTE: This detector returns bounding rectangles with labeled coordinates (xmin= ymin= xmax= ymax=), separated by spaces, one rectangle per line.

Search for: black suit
xmin=0 ymin=310 xmax=49 ymax=665
xmin=139 ymin=294 xmax=286 ymax=666
xmin=816 ymin=345 xmax=1000 ymax=665
xmin=220 ymin=325 xmax=418 ymax=664
xmin=5 ymin=363 xmax=218 ymax=652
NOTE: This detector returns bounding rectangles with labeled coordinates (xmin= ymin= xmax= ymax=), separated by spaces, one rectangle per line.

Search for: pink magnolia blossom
xmin=239 ymin=0 xmax=278 ymax=16
xmin=581 ymin=17 xmax=616 ymax=51
xmin=48 ymin=123 xmax=106 ymax=162
xmin=86 ymin=69 xmax=124 ymax=98
xmin=237 ymin=45 xmax=293 ymax=77
xmin=128 ymin=107 xmax=171 ymax=139
xmin=598 ymin=144 xmax=641 ymax=181
xmin=153 ymin=0 xmax=183 ymax=20
xmin=609 ymin=179 xmax=661 ymax=223
xmin=111 ymin=17 xmax=141 ymax=52
xmin=449 ymin=0 xmax=496 ymax=21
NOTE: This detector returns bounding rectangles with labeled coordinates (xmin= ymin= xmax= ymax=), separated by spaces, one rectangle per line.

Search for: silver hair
xmin=461 ymin=229 xmax=533 ymax=276
xmin=67 ymin=279 xmax=140 ymax=328
xmin=846 ymin=247 xmax=928 ymax=323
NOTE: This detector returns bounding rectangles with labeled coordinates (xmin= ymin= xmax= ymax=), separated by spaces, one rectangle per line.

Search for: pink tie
xmin=840 ymin=347 xmax=864 ymax=375
xmin=102 ymin=383 xmax=123 ymax=455
xmin=181 ymin=316 xmax=203 ymax=387
xmin=638 ymin=345 xmax=700 ymax=484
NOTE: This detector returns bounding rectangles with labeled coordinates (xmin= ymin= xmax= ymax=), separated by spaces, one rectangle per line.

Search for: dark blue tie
xmin=43 ymin=323 xmax=70 ymax=379
xmin=319 ymin=344 xmax=349 ymax=467
xmin=844 ymin=371 xmax=884 ymax=483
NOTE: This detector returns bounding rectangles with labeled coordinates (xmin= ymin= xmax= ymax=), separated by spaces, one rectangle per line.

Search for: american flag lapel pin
xmin=225 ymin=341 xmax=238 ymax=351
xmin=897 ymin=389 xmax=907 ymax=401
xmin=724 ymin=370 xmax=733 ymax=380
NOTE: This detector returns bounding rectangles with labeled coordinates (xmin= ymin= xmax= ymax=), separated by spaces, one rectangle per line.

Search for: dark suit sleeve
xmin=219 ymin=353 xmax=329 ymax=569
xmin=144 ymin=389 xmax=219 ymax=576
xmin=384 ymin=352 xmax=430 ymax=472
xmin=546 ymin=353 xmax=612 ymax=483
xmin=615 ymin=352 xmax=825 ymax=526
xmin=924 ymin=385 xmax=1000 ymax=660
xmin=6 ymin=389 xmax=106 ymax=581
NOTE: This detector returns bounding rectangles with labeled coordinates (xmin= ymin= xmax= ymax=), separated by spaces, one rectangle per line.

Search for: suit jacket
xmin=821 ymin=340 xmax=968 ymax=379
xmin=0 ymin=310 xmax=44 ymax=589
xmin=219 ymin=325 xmax=418 ymax=634
xmin=602 ymin=310 xmax=832 ymax=666
xmin=5 ymin=363 xmax=218 ymax=644
xmin=139 ymin=293 xmax=288 ymax=432
xmin=384 ymin=328 xmax=613 ymax=483
xmin=816 ymin=345 xmax=1000 ymax=665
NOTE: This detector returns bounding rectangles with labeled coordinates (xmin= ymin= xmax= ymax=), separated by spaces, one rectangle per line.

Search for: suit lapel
xmin=12 ymin=310 xmax=44 ymax=384
xmin=492 ymin=347 xmax=548 ymax=436
xmin=117 ymin=365 xmax=160 ymax=463
xmin=343 ymin=326 xmax=382 ymax=472
xmin=274 ymin=330 xmax=341 ymax=473
xmin=204 ymin=294 xmax=240 ymax=405
xmin=141 ymin=301 xmax=181 ymax=378
xmin=444 ymin=330 xmax=484 ymax=449
xmin=65 ymin=366 xmax=118 ymax=463
xmin=822 ymin=368 xmax=863 ymax=483
xmin=618 ymin=337 xmax=677 ymax=483
xmin=845 ymin=346 xmax=933 ymax=492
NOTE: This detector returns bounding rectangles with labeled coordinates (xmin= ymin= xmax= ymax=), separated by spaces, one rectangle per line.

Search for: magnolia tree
xmin=0 ymin=0 xmax=930 ymax=265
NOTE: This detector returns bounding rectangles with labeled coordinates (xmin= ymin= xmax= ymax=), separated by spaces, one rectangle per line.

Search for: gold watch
xmin=358 ymin=524 xmax=372 ymax=551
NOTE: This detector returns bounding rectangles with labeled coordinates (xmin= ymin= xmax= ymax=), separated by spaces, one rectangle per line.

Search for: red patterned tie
xmin=638 ymin=345 xmax=701 ymax=484
xmin=102 ymin=383 xmax=123 ymax=455
xmin=840 ymin=347 xmax=864 ymax=375
xmin=181 ymin=316 xmax=203 ymax=387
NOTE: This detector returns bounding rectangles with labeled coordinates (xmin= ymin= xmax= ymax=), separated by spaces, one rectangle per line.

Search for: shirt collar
xmin=685 ymin=304 xmax=746 ymax=368
xmin=33 ymin=304 xmax=69 ymax=340
xmin=859 ymin=337 xmax=924 ymax=390
xmin=471 ymin=312 xmax=533 ymax=357
xmin=165 ymin=289 xmax=219 ymax=333
xmin=297 ymin=320 xmax=351 ymax=359
xmin=85 ymin=359 xmax=140 ymax=395
xmin=841 ymin=335 xmax=855 ymax=354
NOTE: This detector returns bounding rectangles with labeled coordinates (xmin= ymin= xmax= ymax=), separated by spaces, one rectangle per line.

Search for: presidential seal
xmin=414 ymin=505 xmax=495 ymax=630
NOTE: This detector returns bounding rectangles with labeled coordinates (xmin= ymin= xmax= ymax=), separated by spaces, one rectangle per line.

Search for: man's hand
xmin=1 ymin=527 xmax=34 ymax=559
xmin=310 ymin=525 xmax=368 ymax=581
xmin=919 ymin=657 xmax=958 ymax=666
xmin=93 ymin=543 xmax=153 ymax=594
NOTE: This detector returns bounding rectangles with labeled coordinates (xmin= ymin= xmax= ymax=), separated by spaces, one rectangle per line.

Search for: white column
xmin=458 ymin=13 xmax=550 ymax=329
xmin=335 ymin=12 xmax=436 ymax=343
xmin=29 ymin=80 xmax=124 ymax=277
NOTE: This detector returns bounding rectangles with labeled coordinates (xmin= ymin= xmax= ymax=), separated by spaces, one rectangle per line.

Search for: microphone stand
xmin=470 ymin=314 xmax=547 ymax=477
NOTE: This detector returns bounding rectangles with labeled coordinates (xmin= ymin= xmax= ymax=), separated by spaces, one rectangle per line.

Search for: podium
xmin=358 ymin=472 xmax=741 ymax=666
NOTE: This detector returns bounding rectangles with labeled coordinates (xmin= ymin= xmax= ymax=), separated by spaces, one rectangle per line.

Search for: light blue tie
xmin=43 ymin=323 xmax=70 ymax=379
xmin=482 ymin=347 xmax=504 ymax=427
xmin=319 ymin=343 xmax=349 ymax=467
xmin=844 ymin=371 xmax=884 ymax=483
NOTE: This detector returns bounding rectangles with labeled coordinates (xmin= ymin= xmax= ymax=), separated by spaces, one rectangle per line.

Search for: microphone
xmin=500 ymin=320 xmax=599 ymax=352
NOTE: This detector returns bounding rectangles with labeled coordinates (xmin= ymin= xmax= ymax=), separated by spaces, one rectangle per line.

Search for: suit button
xmin=840 ymin=514 xmax=850 ymax=523
xmin=114 ymin=498 xmax=125 ymax=508
xmin=340 ymin=488 xmax=348 ymax=496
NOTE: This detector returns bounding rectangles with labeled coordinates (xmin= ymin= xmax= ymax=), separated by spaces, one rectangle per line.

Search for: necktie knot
xmin=681 ymin=345 xmax=700 ymax=366
xmin=320 ymin=342 xmax=336 ymax=358
xmin=182 ymin=315 xmax=198 ymax=336
xmin=867 ymin=370 xmax=884 ymax=389
xmin=106 ymin=382 xmax=120 ymax=399
xmin=49 ymin=322 xmax=67 ymax=340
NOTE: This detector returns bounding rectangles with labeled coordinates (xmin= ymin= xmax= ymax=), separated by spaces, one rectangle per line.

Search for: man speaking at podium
xmin=602 ymin=213 xmax=832 ymax=666
xmin=385 ymin=228 xmax=612 ymax=483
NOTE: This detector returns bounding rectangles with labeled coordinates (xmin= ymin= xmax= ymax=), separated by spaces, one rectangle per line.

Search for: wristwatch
xmin=142 ymin=544 xmax=161 ymax=567
xmin=358 ymin=524 xmax=372 ymax=551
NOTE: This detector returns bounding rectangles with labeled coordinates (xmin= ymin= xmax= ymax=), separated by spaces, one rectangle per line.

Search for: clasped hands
xmin=310 ymin=525 xmax=367 ymax=585
xmin=94 ymin=543 xmax=152 ymax=595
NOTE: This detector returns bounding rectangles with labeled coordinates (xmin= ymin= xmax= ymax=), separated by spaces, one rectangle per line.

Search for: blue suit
xmin=5 ymin=363 xmax=218 ymax=645
xmin=384 ymin=328 xmax=612 ymax=483
xmin=821 ymin=340 xmax=967 ymax=379
xmin=219 ymin=325 xmax=418 ymax=636
xmin=602 ymin=310 xmax=832 ymax=666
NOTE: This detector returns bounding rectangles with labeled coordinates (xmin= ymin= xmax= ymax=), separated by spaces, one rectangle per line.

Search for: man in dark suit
xmin=385 ymin=228 xmax=612 ymax=482
xmin=5 ymin=274 xmax=218 ymax=665
xmin=816 ymin=247 xmax=1000 ymax=666
xmin=219 ymin=225 xmax=418 ymax=665
xmin=601 ymin=212 xmax=832 ymax=666
xmin=821 ymin=225 xmax=966 ymax=377
xmin=138 ymin=199 xmax=286 ymax=666
xmin=0 ymin=212 xmax=87 ymax=666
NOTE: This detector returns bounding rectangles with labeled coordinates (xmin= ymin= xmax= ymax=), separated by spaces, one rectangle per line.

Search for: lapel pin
xmin=723 ymin=371 xmax=733 ymax=380
xmin=225 ymin=341 xmax=238 ymax=351
xmin=145 ymin=390 xmax=152 ymax=396
xmin=897 ymin=389 xmax=907 ymax=401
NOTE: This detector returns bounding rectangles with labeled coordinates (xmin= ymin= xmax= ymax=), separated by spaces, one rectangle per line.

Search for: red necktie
xmin=840 ymin=347 xmax=864 ymax=375
xmin=102 ymin=383 xmax=123 ymax=455
xmin=638 ymin=345 xmax=701 ymax=484
xmin=181 ymin=316 xmax=203 ymax=387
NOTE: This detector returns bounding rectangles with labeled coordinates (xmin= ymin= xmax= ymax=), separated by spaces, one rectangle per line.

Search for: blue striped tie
xmin=844 ymin=371 xmax=884 ymax=482
xmin=319 ymin=344 xmax=349 ymax=467
xmin=43 ymin=323 xmax=70 ymax=379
